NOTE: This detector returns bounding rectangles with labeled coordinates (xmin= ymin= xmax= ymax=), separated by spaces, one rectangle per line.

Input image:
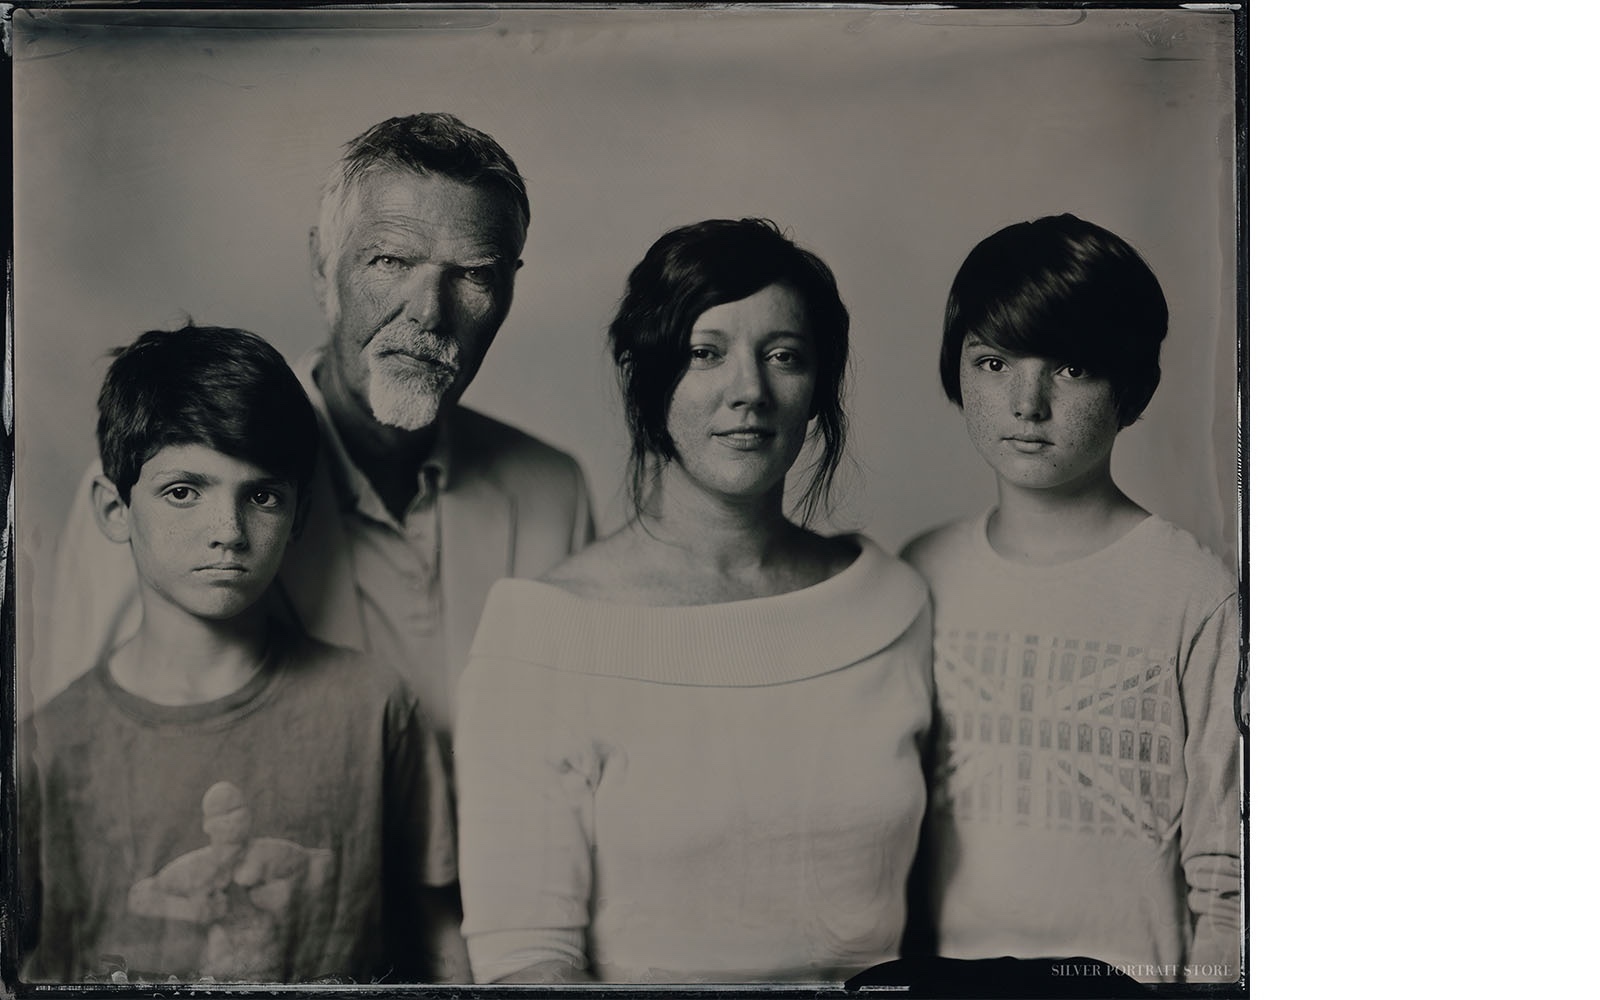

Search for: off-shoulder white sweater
xmin=455 ymin=537 xmax=932 ymax=984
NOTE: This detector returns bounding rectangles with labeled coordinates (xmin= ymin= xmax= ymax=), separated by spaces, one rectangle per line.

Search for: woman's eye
xmin=767 ymin=349 xmax=805 ymax=367
xmin=688 ymin=346 xmax=717 ymax=363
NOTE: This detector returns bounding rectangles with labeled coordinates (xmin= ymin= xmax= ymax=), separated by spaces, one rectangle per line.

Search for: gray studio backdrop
xmin=11 ymin=7 xmax=1240 ymax=714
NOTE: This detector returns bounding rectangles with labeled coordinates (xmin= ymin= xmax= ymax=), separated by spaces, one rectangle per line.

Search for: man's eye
xmin=461 ymin=266 xmax=495 ymax=285
xmin=370 ymin=255 xmax=407 ymax=271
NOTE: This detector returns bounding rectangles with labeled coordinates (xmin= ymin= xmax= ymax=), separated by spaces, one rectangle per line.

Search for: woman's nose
xmin=726 ymin=350 xmax=770 ymax=408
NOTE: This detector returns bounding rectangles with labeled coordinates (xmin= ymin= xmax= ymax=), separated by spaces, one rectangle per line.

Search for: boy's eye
xmin=1059 ymin=365 xmax=1089 ymax=380
xmin=249 ymin=490 xmax=283 ymax=509
xmin=976 ymin=356 xmax=1007 ymax=373
xmin=161 ymin=485 xmax=199 ymax=505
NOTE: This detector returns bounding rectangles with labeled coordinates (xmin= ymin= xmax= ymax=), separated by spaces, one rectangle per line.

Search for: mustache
xmin=367 ymin=324 xmax=462 ymax=374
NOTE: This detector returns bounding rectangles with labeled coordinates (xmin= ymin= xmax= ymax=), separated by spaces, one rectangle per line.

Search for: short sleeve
xmin=19 ymin=706 xmax=88 ymax=983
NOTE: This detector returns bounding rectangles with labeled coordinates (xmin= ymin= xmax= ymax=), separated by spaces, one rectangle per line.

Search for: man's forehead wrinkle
xmin=343 ymin=169 xmax=525 ymax=255
xmin=354 ymin=214 xmax=430 ymax=241
xmin=350 ymin=215 xmax=518 ymax=260
xmin=353 ymin=214 xmax=441 ymax=245
xmin=355 ymin=173 xmax=516 ymax=221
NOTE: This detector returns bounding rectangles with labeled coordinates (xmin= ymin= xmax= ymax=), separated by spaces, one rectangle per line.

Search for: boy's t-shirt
xmin=902 ymin=513 xmax=1242 ymax=984
xmin=20 ymin=625 xmax=456 ymax=984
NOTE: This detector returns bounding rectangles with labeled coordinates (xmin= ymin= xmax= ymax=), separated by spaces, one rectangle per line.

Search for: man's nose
xmin=402 ymin=267 xmax=450 ymax=331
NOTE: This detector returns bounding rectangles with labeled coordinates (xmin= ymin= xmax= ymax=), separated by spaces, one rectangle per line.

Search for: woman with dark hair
xmin=453 ymin=219 xmax=933 ymax=984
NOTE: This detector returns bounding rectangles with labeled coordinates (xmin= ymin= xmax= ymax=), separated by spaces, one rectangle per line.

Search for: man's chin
xmin=368 ymin=382 xmax=448 ymax=432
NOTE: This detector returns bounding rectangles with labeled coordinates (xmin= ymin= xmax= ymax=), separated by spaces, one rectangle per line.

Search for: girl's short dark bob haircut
xmin=609 ymin=218 xmax=850 ymax=525
xmin=97 ymin=325 xmax=321 ymax=506
xmin=940 ymin=213 xmax=1168 ymax=428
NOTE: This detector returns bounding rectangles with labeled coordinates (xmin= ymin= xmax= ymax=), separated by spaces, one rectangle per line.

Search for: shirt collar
xmin=294 ymin=347 xmax=456 ymax=522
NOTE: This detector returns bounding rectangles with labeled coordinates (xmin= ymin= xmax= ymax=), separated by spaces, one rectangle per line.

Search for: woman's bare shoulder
xmin=539 ymin=530 xmax=643 ymax=599
xmin=540 ymin=526 xmax=691 ymax=604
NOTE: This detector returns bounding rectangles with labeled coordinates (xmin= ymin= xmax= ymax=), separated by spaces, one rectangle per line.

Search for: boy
xmin=902 ymin=215 xmax=1242 ymax=984
xmin=20 ymin=326 xmax=466 ymax=983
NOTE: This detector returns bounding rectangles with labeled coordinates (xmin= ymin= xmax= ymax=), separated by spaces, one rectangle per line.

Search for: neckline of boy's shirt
xmin=975 ymin=508 xmax=1161 ymax=573
xmin=87 ymin=622 xmax=296 ymax=730
xmin=295 ymin=348 xmax=454 ymax=532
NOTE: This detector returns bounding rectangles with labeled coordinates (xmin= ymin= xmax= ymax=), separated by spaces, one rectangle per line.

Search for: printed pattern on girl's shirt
xmin=935 ymin=627 xmax=1178 ymax=841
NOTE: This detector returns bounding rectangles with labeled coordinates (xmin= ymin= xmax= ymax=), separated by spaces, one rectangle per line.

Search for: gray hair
xmin=316 ymin=113 xmax=531 ymax=269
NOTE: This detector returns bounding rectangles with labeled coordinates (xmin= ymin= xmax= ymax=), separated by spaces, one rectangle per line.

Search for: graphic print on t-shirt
xmin=124 ymin=781 xmax=333 ymax=980
xmin=936 ymin=628 xmax=1178 ymax=841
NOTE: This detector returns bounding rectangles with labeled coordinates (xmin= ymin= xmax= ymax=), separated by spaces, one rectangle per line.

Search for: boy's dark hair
xmin=940 ymin=213 xmax=1168 ymax=428
xmin=97 ymin=325 xmax=320 ymax=503
xmin=608 ymin=218 xmax=850 ymax=526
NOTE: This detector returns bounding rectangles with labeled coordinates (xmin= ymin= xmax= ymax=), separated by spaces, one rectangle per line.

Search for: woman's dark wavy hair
xmin=940 ymin=213 xmax=1168 ymax=428
xmin=97 ymin=325 xmax=320 ymax=512
xmin=609 ymin=218 xmax=850 ymax=525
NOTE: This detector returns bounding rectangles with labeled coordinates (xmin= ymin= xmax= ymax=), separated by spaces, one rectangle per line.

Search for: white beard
xmin=362 ymin=326 xmax=462 ymax=431
xmin=368 ymin=368 xmax=447 ymax=431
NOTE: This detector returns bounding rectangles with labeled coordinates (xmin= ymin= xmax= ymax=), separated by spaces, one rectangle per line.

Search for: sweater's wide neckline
xmin=469 ymin=535 xmax=927 ymax=688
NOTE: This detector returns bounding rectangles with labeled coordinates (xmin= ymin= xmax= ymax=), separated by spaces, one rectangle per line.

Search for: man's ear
xmin=309 ymin=227 xmax=333 ymax=318
xmin=91 ymin=475 xmax=132 ymax=545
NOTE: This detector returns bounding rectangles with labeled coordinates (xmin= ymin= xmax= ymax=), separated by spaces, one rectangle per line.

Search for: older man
xmin=38 ymin=114 xmax=592 ymax=749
